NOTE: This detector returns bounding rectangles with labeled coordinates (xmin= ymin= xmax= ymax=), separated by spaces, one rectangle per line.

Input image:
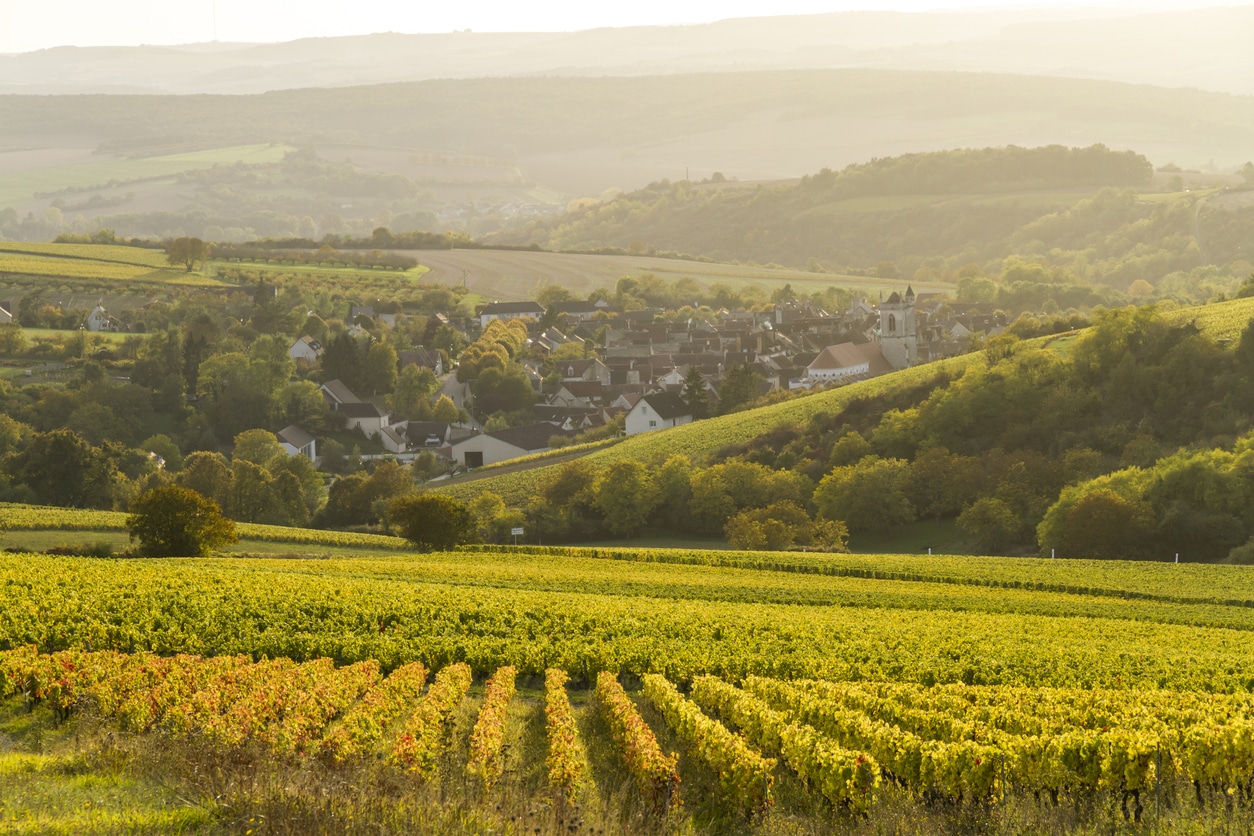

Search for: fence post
xmin=1155 ymin=743 xmax=1162 ymax=832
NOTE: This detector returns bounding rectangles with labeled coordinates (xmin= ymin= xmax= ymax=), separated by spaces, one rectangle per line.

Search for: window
xmin=649 ymin=420 xmax=657 ymax=428
xmin=642 ymin=405 xmax=648 ymax=415
xmin=887 ymin=313 xmax=897 ymax=334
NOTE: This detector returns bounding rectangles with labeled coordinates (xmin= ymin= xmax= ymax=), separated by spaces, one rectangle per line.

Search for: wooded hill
xmin=494 ymin=145 xmax=1254 ymax=294
xmin=4 ymin=69 xmax=1253 ymax=199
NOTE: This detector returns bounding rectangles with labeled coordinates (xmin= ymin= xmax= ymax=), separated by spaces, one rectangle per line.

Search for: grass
xmin=849 ymin=518 xmax=969 ymax=555
xmin=0 ymin=144 xmax=294 ymax=206
xmin=0 ymin=243 xmax=171 ymax=268
xmin=208 ymin=259 xmax=429 ymax=281
xmin=410 ymin=248 xmax=953 ymax=302
xmin=0 ymin=701 xmax=221 ymax=834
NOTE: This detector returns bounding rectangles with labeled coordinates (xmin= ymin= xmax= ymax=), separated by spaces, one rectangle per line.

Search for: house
xmin=289 ymin=335 xmax=323 ymax=363
xmin=86 ymin=304 xmax=118 ymax=332
xmin=478 ymin=301 xmax=545 ymax=329
xmin=624 ymin=392 xmax=693 ymax=436
xmin=379 ymin=424 xmax=408 ymax=454
xmin=448 ymin=423 xmax=574 ymax=469
xmin=320 ymin=379 xmax=362 ymax=408
xmin=397 ymin=349 xmax=443 ymax=376
xmin=406 ymin=422 xmax=452 ymax=448
xmin=806 ymin=342 xmax=895 ymax=383
xmin=551 ymin=300 xmax=618 ymax=323
xmin=806 ymin=343 xmax=871 ymax=383
xmin=351 ymin=305 xmax=397 ymax=328
xmin=557 ymin=357 xmax=611 ymax=386
xmin=338 ymin=401 xmax=390 ymax=437
xmin=276 ymin=425 xmax=317 ymax=461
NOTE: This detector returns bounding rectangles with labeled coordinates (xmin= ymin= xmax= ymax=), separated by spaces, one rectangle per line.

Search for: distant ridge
xmin=1 ymin=6 xmax=1252 ymax=96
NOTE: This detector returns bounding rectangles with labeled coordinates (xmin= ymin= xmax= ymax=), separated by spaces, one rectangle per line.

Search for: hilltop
xmin=492 ymin=144 xmax=1254 ymax=291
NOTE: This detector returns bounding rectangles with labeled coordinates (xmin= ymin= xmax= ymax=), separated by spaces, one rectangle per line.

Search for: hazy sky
xmin=0 ymin=0 xmax=1245 ymax=53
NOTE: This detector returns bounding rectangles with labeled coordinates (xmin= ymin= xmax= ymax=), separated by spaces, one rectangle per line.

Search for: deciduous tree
xmin=127 ymin=484 xmax=236 ymax=557
xmin=390 ymin=493 xmax=477 ymax=552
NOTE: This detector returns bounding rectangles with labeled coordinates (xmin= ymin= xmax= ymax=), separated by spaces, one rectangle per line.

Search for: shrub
xmin=127 ymin=485 xmax=238 ymax=557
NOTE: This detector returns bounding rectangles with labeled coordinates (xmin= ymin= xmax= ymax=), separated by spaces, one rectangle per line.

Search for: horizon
xmin=3 ymin=0 xmax=1248 ymax=54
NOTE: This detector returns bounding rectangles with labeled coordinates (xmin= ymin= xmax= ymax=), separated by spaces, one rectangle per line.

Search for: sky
xmin=1 ymin=0 xmax=1247 ymax=53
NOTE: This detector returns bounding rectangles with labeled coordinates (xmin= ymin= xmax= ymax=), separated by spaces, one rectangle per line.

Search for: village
xmin=264 ymin=287 xmax=1008 ymax=472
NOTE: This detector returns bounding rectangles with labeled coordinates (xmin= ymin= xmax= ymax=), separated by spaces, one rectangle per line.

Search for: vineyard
xmin=6 ymin=645 xmax=1254 ymax=833
xmin=0 ymin=502 xmax=409 ymax=549
xmin=5 ymin=540 xmax=1254 ymax=831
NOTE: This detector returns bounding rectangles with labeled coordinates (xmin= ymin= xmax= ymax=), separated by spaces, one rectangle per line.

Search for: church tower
xmin=879 ymin=285 xmax=917 ymax=370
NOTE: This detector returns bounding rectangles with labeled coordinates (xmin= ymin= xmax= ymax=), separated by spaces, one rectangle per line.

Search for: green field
xmin=0 ymin=144 xmax=294 ymax=207
xmin=407 ymin=248 xmax=953 ymax=302
xmin=0 ymin=242 xmax=223 ymax=286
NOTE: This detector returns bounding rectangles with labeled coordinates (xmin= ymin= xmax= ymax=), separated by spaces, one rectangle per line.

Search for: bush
xmin=127 ymin=485 xmax=238 ymax=557
xmin=390 ymin=494 xmax=477 ymax=552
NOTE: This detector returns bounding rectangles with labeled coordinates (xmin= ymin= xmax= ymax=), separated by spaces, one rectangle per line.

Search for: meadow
xmin=0 ymin=144 xmax=294 ymax=208
xmin=406 ymin=248 xmax=954 ymax=303
xmin=5 ymin=542 xmax=1254 ymax=833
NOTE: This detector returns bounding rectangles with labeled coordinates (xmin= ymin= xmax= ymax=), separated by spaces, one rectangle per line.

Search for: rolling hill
xmin=2 ymin=69 xmax=1253 ymax=245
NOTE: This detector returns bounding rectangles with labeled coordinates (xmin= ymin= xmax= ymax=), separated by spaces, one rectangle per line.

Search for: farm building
xmin=624 ymin=392 xmax=692 ymax=436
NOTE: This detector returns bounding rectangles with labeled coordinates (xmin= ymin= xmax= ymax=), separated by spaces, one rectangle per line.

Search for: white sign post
xmin=511 ymin=527 xmax=524 ymax=546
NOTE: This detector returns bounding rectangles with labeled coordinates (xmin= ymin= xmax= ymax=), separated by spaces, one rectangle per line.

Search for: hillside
xmin=3 ymin=70 xmax=1254 ymax=243
xmin=494 ymin=144 xmax=1254 ymax=292
xmin=438 ymin=296 xmax=1254 ymax=559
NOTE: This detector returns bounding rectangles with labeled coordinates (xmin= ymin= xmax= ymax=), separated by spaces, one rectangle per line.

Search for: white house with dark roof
xmin=448 ymin=423 xmax=574 ymax=469
xmin=289 ymin=335 xmax=323 ymax=363
xmin=478 ymin=301 xmax=545 ymax=329
xmin=319 ymin=379 xmax=361 ymax=407
xmin=379 ymin=424 xmax=408 ymax=454
xmin=338 ymin=401 xmax=389 ymax=437
xmin=87 ymin=304 xmax=119 ymax=332
xmin=624 ymin=391 xmax=693 ymax=436
xmin=276 ymin=425 xmax=317 ymax=461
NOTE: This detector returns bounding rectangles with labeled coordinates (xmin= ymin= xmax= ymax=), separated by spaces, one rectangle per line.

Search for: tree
xmin=594 ymin=461 xmax=659 ymax=537
xmin=166 ymin=237 xmax=208 ymax=272
xmin=717 ymin=364 xmax=764 ymax=415
xmin=0 ymin=323 xmax=26 ymax=356
xmin=1057 ymin=488 xmax=1155 ymax=560
xmin=232 ymin=429 xmax=283 ymax=467
xmin=680 ymin=366 xmax=711 ymax=420
xmin=957 ymin=497 xmax=1020 ymax=554
xmin=364 ymin=341 xmax=399 ymax=395
xmin=389 ymin=365 xmax=439 ymax=420
xmin=320 ymin=332 xmax=363 ymax=383
xmin=4 ymin=428 xmax=125 ymax=509
xmin=390 ymin=493 xmax=477 ymax=552
xmin=813 ymin=456 xmax=914 ymax=534
xmin=431 ymin=395 xmax=461 ymax=423
xmin=127 ymin=485 xmax=237 ymax=557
